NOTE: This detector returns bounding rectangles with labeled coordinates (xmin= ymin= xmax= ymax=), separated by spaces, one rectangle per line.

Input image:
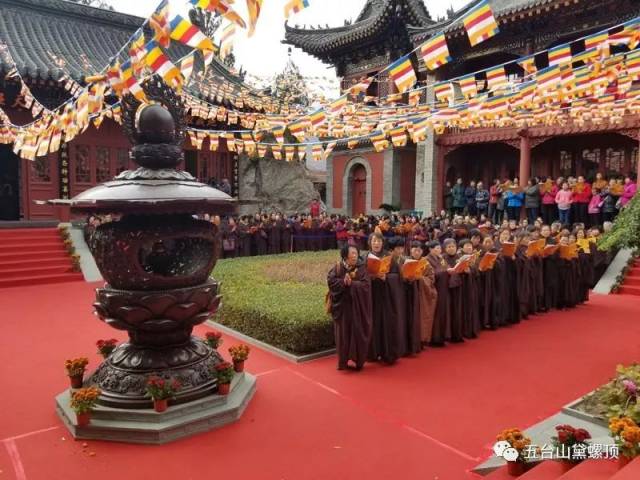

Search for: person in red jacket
xmin=309 ymin=198 xmax=321 ymax=218
xmin=572 ymin=176 xmax=591 ymax=225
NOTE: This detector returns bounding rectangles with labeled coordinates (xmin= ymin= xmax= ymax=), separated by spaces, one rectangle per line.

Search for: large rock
xmin=238 ymin=155 xmax=320 ymax=214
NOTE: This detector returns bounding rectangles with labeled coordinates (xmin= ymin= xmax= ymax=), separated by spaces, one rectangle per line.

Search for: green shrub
xmin=599 ymin=194 xmax=640 ymax=251
xmin=577 ymin=364 xmax=640 ymax=423
xmin=212 ymin=251 xmax=338 ymax=355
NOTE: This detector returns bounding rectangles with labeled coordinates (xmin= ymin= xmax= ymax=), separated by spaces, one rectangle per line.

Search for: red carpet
xmin=619 ymin=259 xmax=640 ymax=296
xmin=0 ymin=228 xmax=83 ymax=289
xmin=1 ymin=282 xmax=640 ymax=480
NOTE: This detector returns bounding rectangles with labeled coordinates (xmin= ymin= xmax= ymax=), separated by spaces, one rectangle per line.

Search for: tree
xmin=68 ymin=0 xmax=114 ymax=10
xmin=599 ymin=194 xmax=640 ymax=251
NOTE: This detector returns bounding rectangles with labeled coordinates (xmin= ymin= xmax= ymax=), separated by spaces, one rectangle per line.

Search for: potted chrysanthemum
xmin=204 ymin=331 xmax=223 ymax=350
xmin=551 ymin=424 xmax=591 ymax=472
xmin=145 ymin=376 xmax=181 ymax=412
xmin=496 ymin=428 xmax=532 ymax=476
xmin=215 ymin=362 xmax=235 ymax=395
xmin=70 ymin=386 xmax=101 ymax=427
xmin=228 ymin=344 xmax=250 ymax=372
xmin=65 ymin=357 xmax=89 ymax=389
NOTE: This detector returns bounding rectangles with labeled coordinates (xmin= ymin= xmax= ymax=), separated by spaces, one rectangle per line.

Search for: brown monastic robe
xmin=427 ymin=253 xmax=450 ymax=346
xmin=327 ymin=261 xmax=373 ymax=369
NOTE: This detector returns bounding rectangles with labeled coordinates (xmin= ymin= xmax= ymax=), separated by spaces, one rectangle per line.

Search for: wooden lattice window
xmin=96 ymin=146 xmax=111 ymax=183
xmin=74 ymin=145 xmax=91 ymax=182
xmin=115 ymin=148 xmax=129 ymax=175
xmin=30 ymin=156 xmax=50 ymax=182
xmin=559 ymin=150 xmax=573 ymax=177
xmin=605 ymin=148 xmax=625 ymax=175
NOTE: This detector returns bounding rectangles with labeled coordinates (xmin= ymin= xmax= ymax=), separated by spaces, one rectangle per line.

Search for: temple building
xmin=285 ymin=0 xmax=640 ymax=216
xmin=0 ymin=0 xmax=317 ymax=221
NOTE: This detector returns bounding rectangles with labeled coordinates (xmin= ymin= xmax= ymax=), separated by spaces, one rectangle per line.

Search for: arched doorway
xmin=350 ymin=164 xmax=367 ymax=216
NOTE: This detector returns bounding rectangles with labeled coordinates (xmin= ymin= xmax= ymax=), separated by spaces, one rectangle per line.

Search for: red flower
xmin=575 ymin=429 xmax=591 ymax=442
xmin=206 ymin=332 xmax=222 ymax=340
xmin=558 ymin=431 xmax=568 ymax=443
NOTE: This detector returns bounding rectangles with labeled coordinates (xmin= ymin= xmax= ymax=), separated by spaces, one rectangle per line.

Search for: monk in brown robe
xmin=459 ymin=239 xmax=480 ymax=339
xmin=404 ymin=241 xmax=436 ymax=353
xmin=327 ymin=245 xmax=372 ymax=371
xmin=478 ymin=236 xmax=496 ymax=329
xmin=365 ymin=232 xmax=398 ymax=364
xmin=443 ymin=238 xmax=464 ymax=343
xmin=387 ymin=237 xmax=409 ymax=357
xmin=426 ymin=241 xmax=450 ymax=347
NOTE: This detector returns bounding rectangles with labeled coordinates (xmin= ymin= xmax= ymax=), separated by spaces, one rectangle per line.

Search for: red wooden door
xmin=23 ymin=153 xmax=59 ymax=220
xmin=351 ymin=165 xmax=367 ymax=216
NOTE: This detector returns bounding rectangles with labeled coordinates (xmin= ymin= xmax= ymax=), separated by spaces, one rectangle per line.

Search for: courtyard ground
xmin=1 ymin=281 xmax=639 ymax=480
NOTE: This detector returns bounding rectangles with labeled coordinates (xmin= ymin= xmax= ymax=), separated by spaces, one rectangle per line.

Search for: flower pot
xmin=506 ymin=461 xmax=526 ymax=476
xmin=218 ymin=382 xmax=230 ymax=395
xmin=69 ymin=374 xmax=83 ymax=389
xmin=76 ymin=412 xmax=91 ymax=427
xmin=619 ymin=454 xmax=633 ymax=469
xmin=233 ymin=360 xmax=245 ymax=373
xmin=153 ymin=399 xmax=168 ymax=413
xmin=558 ymin=460 xmax=576 ymax=473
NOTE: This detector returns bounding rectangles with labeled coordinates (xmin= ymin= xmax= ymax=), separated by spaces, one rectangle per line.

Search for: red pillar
xmin=519 ymin=135 xmax=531 ymax=188
xmin=436 ymin=145 xmax=446 ymax=212
xmin=637 ymin=132 xmax=640 ymax=186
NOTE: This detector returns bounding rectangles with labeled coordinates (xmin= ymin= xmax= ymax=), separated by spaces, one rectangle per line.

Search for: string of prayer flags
xmin=169 ymin=15 xmax=215 ymax=52
xmin=419 ymin=32 xmax=452 ymax=70
xmin=462 ymin=0 xmax=499 ymax=47
xmin=387 ymin=55 xmax=417 ymax=93
xmin=284 ymin=0 xmax=310 ymax=19
xmin=150 ymin=0 xmax=171 ymax=48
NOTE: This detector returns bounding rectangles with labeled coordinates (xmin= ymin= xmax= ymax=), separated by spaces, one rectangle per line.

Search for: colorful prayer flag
xmin=180 ymin=52 xmax=195 ymax=82
xmin=310 ymin=109 xmax=326 ymax=130
xmin=329 ymin=95 xmax=348 ymax=115
xmin=434 ymin=82 xmax=454 ymax=103
xmin=284 ymin=0 xmax=310 ymax=19
xmin=486 ymin=65 xmax=507 ymax=91
xmin=191 ymin=0 xmax=247 ymax=29
xmin=536 ymin=65 xmax=561 ymax=92
xmin=518 ymin=55 xmax=536 ymax=75
xmin=572 ymin=48 xmax=598 ymax=66
xmin=107 ymin=60 xmax=124 ymax=96
xmin=170 ymin=15 xmax=215 ymax=52
xmin=120 ymin=59 xmax=147 ymax=101
xmin=548 ymin=44 xmax=572 ymax=66
xmin=458 ymin=74 xmax=477 ymax=99
xmin=387 ymin=55 xmax=416 ymax=93
xmin=246 ymin=0 xmax=263 ymax=37
xmin=150 ymin=0 xmax=171 ymax=48
xmin=129 ymin=30 xmax=146 ymax=74
xmin=419 ymin=32 xmax=451 ymax=70
xmin=322 ymin=141 xmax=336 ymax=161
xmin=349 ymin=77 xmax=373 ymax=95
xmin=390 ymin=126 xmax=407 ymax=147
xmin=144 ymin=40 xmax=182 ymax=89
xmin=219 ymin=23 xmax=236 ymax=59
xmin=462 ymin=0 xmax=499 ymax=47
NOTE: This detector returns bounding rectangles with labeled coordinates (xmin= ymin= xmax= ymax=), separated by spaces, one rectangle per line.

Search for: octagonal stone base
xmin=55 ymin=372 xmax=256 ymax=444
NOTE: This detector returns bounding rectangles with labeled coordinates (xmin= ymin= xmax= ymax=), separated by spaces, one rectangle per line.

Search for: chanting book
xmin=542 ymin=244 xmax=559 ymax=257
xmin=367 ymin=253 xmax=392 ymax=276
xmin=478 ymin=252 xmax=498 ymax=272
xmin=500 ymin=242 xmax=516 ymax=257
xmin=450 ymin=255 xmax=472 ymax=274
xmin=525 ymin=239 xmax=545 ymax=258
xmin=402 ymin=258 xmax=428 ymax=281
xmin=559 ymin=243 xmax=579 ymax=260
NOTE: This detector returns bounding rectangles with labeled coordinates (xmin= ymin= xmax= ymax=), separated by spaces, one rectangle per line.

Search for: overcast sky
xmin=108 ymin=0 xmax=471 ymax=82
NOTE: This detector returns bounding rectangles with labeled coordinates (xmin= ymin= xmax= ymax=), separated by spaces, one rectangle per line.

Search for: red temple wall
xmin=332 ymin=152 xmax=384 ymax=211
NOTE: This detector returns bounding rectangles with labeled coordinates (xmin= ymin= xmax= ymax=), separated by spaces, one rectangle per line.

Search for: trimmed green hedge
xmin=212 ymin=251 xmax=338 ymax=355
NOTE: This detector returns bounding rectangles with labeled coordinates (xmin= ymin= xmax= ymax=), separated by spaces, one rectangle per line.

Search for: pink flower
xmin=623 ymin=379 xmax=638 ymax=395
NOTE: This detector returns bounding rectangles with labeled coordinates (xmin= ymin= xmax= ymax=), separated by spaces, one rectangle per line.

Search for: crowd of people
xmin=444 ymin=174 xmax=637 ymax=227
xmin=326 ymin=217 xmax=615 ymax=371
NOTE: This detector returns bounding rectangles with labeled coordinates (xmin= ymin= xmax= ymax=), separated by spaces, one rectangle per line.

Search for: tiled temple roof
xmin=408 ymin=0 xmax=562 ymax=42
xmin=282 ymin=0 xmax=434 ymax=58
xmin=0 ymin=0 xmax=242 ymax=87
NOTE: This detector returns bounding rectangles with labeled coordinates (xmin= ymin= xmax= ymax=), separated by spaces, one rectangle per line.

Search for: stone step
xmin=556 ymin=459 xmax=619 ymax=479
xmin=519 ymin=460 xmax=569 ymax=479
xmin=56 ymin=372 xmax=257 ymax=444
